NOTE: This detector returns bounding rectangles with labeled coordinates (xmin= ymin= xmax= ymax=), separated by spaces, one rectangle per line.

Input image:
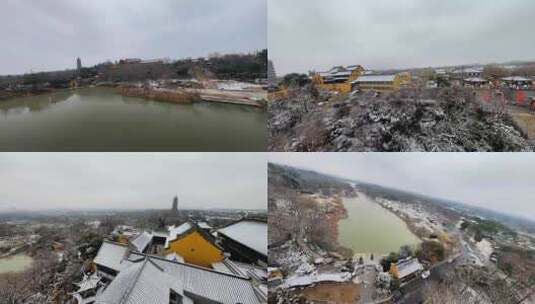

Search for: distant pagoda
xmin=268 ymin=60 xmax=277 ymax=86
xmin=171 ymin=195 xmax=179 ymax=215
xmin=76 ymin=57 xmax=82 ymax=78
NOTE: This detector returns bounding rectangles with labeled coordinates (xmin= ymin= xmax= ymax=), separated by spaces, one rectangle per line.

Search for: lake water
xmin=0 ymin=254 xmax=33 ymax=274
xmin=0 ymin=88 xmax=266 ymax=151
xmin=338 ymin=194 xmax=420 ymax=257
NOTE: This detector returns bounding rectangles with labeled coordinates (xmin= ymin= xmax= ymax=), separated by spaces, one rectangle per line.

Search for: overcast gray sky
xmin=1 ymin=0 xmax=266 ymax=75
xmin=269 ymin=153 xmax=535 ymax=221
xmin=269 ymin=0 xmax=535 ymax=75
xmin=0 ymin=153 xmax=267 ymax=211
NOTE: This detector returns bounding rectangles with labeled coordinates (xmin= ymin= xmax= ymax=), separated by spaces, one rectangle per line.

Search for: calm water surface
xmin=338 ymin=194 xmax=420 ymax=256
xmin=0 ymin=88 xmax=266 ymax=151
xmin=0 ymin=254 xmax=33 ymax=273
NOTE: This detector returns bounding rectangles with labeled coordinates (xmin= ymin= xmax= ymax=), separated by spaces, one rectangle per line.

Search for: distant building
xmin=75 ymin=57 xmax=82 ymax=80
xmin=119 ymin=58 xmax=142 ymax=64
xmin=502 ymin=76 xmax=533 ymax=89
xmin=464 ymin=77 xmax=489 ymax=87
xmin=112 ymin=225 xmax=139 ymax=244
xmin=351 ymin=72 xmax=411 ymax=92
xmin=312 ymin=65 xmax=364 ymax=93
xmin=171 ymin=195 xmax=179 ymax=215
xmin=451 ymin=67 xmax=483 ymax=79
xmin=216 ymin=219 xmax=268 ymax=266
xmin=267 ymin=60 xmax=277 ymax=86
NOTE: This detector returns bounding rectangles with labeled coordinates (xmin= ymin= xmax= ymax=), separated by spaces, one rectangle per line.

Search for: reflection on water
xmin=0 ymin=87 xmax=266 ymax=151
xmin=0 ymin=254 xmax=33 ymax=274
xmin=0 ymin=90 xmax=73 ymax=114
xmin=338 ymin=194 xmax=420 ymax=256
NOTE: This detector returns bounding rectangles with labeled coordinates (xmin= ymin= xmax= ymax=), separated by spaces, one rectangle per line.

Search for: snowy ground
xmin=376 ymin=197 xmax=444 ymax=236
xmin=215 ymin=81 xmax=261 ymax=91
xmin=475 ymin=239 xmax=493 ymax=262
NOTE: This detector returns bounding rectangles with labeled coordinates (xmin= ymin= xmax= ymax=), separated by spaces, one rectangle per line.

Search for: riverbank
xmin=119 ymin=87 xmax=199 ymax=104
xmin=2 ymin=80 xmax=268 ymax=108
xmin=183 ymin=87 xmax=267 ymax=107
xmin=0 ymin=244 xmax=28 ymax=258
xmin=0 ymin=88 xmax=59 ymax=101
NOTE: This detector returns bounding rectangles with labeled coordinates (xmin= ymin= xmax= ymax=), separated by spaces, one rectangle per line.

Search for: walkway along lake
xmin=338 ymin=194 xmax=420 ymax=258
xmin=0 ymin=254 xmax=33 ymax=274
xmin=0 ymin=87 xmax=266 ymax=151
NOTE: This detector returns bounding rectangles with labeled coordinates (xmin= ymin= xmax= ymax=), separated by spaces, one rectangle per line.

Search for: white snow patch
xmin=283 ymin=272 xmax=352 ymax=288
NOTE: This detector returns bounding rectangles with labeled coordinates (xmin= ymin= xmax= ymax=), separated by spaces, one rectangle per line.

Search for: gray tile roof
xmin=352 ymin=75 xmax=396 ymax=83
xmin=502 ymin=76 xmax=531 ymax=81
xmin=217 ymin=220 xmax=267 ymax=256
xmin=94 ymin=241 xmax=264 ymax=304
xmin=96 ymin=258 xmax=184 ymax=304
xmin=94 ymin=241 xmax=129 ymax=272
xmin=395 ymin=258 xmax=423 ymax=279
xmin=146 ymin=254 xmax=262 ymax=304
xmin=131 ymin=232 xmax=152 ymax=252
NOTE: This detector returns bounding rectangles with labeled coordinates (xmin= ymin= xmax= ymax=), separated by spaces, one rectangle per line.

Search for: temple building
xmin=312 ymin=65 xmax=364 ymax=93
xmin=216 ymin=219 xmax=268 ymax=266
xmin=351 ymin=72 xmax=411 ymax=92
xmin=89 ymin=240 xmax=266 ymax=303
xmin=165 ymin=221 xmax=225 ymax=268
xmin=389 ymin=257 xmax=424 ymax=282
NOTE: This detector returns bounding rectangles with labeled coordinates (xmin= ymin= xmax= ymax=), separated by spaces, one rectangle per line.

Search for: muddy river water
xmin=338 ymin=194 xmax=420 ymax=257
xmin=0 ymin=87 xmax=266 ymax=151
xmin=0 ymin=254 xmax=33 ymax=274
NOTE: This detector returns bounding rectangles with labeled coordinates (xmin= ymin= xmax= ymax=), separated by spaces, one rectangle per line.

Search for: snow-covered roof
xmin=165 ymin=223 xmax=193 ymax=248
xmin=165 ymin=252 xmax=185 ymax=263
xmin=131 ymin=232 xmax=152 ymax=253
xmin=465 ymin=77 xmax=488 ymax=82
xmin=346 ymin=65 xmax=362 ymax=71
xmin=96 ymin=258 xmax=184 ymax=304
xmin=125 ymin=253 xmax=263 ymax=304
xmin=94 ymin=241 xmax=129 ymax=272
xmin=198 ymin=222 xmax=212 ymax=229
xmin=395 ymin=258 xmax=423 ymax=279
xmin=502 ymin=76 xmax=531 ymax=81
xmin=212 ymin=259 xmax=267 ymax=281
xmin=352 ymin=75 xmax=396 ymax=83
xmin=330 ymin=71 xmax=352 ymax=77
xmin=74 ymin=273 xmax=101 ymax=293
xmin=453 ymin=68 xmax=482 ymax=74
xmin=217 ymin=220 xmax=267 ymax=256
